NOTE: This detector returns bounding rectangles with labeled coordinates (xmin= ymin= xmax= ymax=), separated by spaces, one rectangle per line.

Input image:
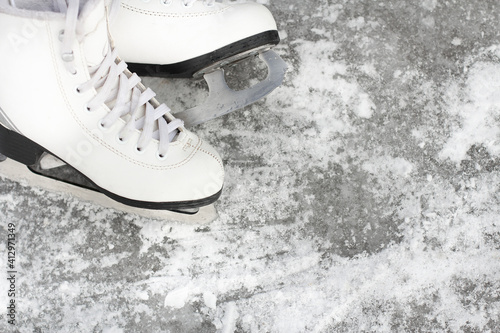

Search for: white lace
xmin=59 ymin=0 xmax=183 ymax=158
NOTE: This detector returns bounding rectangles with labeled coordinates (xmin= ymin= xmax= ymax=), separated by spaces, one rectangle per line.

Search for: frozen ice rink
xmin=1 ymin=0 xmax=500 ymax=332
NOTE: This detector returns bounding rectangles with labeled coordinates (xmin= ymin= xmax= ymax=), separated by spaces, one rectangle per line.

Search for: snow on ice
xmin=1 ymin=0 xmax=500 ymax=332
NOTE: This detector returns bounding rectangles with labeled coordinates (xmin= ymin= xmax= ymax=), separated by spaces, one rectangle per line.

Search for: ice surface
xmin=1 ymin=0 xmax=500 ymax=332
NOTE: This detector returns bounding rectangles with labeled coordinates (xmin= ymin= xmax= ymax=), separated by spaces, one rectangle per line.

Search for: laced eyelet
xmin=161 ymin=0 xmax=172 ymax=5
xmin=58 ymin=30 xmax=65 ymax=42
xmin=98 ymin=120 xmax=109 ymax=131
xmin=135 ymin=145 xmax=145 ymax=154
xmin=156 ymin=151 xmax=167 ymax=161
xmin=116 ymin=134 xmax=127 ymax=144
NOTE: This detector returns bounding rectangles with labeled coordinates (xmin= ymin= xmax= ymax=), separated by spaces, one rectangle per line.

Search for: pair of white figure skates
xmin=0 ymin=0 xmax=286 ymax=220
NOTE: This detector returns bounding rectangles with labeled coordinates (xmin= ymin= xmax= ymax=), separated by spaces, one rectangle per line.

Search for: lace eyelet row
xmin=58 ymin=30 xmax=78 ymax=75
xmin=114 ymin=131 xmax=167 ymax=161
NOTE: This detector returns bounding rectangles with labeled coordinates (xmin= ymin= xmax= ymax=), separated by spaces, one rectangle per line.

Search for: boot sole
xmin=126 ymin=30 xmax=280 ymax=78
xmin=0 ymin=124 xmax=222 ymax=212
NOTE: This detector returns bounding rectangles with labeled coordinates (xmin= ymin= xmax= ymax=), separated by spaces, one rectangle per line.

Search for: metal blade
xmin=175 ymin=50 xmax=288 ymax=127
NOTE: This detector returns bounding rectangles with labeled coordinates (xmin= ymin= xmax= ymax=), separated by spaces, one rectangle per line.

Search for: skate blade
xmin=192 ymin=43 xmax=275 ymax=78
xmin=174 ymin=50 xmax=288 ymax=127
xmin=0 ymin=158 xmax=218 ymax=224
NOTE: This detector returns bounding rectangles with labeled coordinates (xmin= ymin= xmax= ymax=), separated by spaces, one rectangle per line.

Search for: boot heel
xmin=0 ymin=124 xmax=45 ymax=166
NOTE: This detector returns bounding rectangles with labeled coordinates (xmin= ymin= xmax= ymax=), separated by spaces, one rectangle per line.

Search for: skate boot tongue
xmin=78 ymin=0 xmax=109 ymax=67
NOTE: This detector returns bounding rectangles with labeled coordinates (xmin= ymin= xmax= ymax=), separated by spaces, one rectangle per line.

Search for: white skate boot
xmin=109 ymin=0 xmax=287 ymax=126
xmin=0 ymin=0 xmax=224 ymax=220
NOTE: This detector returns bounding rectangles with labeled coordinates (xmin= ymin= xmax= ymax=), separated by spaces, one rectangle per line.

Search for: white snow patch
xmin=221 ymin=302 xmax=239 ymax=333
xmin=319 ymin=4 xmax=342 ymax=24
xmin=268 ymin=39 xmax=380 ymax=165
xmin=59 ymin=281 xmax=81 ymax=298
xmin=100 ymin=253 xmax=128 ymax=268
xmin=264 ymin=39 xmax=373 ymax=168
xmin=203 ymin=291 xmax=217 ymax=310
xmin=362 ymin=156 xmax=414 ymax=178
xmin=102 ymin=326 xmax=124 ymax=333
xmin=278 ymin=29 xmax=287 ymax=40
xmin=355 ymin=93 xmax=376 ymax=119
xmin=136 ymin=290 xmax=149 ymax=301
xmin=347 ymin=16 xmax=365 ymax=30
xmin=164 ymin=286 xmax=190 ymax=309
xmin=137 ymin=220 xmax=175 ymax=253
xmin=421 ymin=0 xmax=438 ymax=11
xmin=439 ymin=61 xmax=500 ymax=163
xmin=359 ymin=63 xmax=379 ymax=79
xmin=0 ymin=193 xmax=15 ymax=210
